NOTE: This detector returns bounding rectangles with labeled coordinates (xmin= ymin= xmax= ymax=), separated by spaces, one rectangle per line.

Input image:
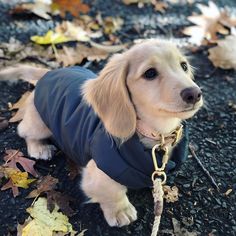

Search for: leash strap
xmin=150 ymin=125 xmax=183 ymax=236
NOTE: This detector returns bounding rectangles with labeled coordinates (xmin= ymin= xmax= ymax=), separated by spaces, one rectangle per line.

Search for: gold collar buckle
xmin=172 ymin=124 xmax=183 ymax=146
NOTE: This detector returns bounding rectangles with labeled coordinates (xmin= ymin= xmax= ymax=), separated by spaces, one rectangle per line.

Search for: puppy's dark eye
xmin=143 ymin=68 xmax=158 ymax=80
xmin=181 ymin=62 xmax=188 ymax=72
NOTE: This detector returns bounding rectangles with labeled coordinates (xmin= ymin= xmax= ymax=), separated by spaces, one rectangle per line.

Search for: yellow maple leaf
xmin=5 ymin=168 xmax=35 ymax=188
xmin=31 ymin=30 xmax=72 ymax=45
xmin=22 ymin=197 xmax=75 ymax=236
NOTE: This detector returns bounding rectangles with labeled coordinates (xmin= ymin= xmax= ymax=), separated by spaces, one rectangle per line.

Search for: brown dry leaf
xmin=9 ymin=91 xmax=31 ymax=111
xmin=10 ymin=0 xmax=51 ymax=20
xmin=1 ymin=179 xmax=19 ymax=197
xmin=57 ymin=44 xmax=109 ymax=66
xmin=9 ymin=91 xmax=32 ymax=123
xmin=90 ymin=41 xmax=127 ymax=53
xmin=123 ymin=0 xmax=167 ymax=12
xmin=0 ymin=39 xmax=56 ymax=68
xmin=182 ymin=1 xmax=236 ymax=45
xmin=172 ymin=218 xmax=198 ymax=236
xmin=47 ymin=190 xmax=75 ymax=216
xmin=3 ymin=149 xmax=38 ymax=177
xmin=51 ymin=0 xmax=90 ymax=18
xmin=208 ymin=35 xmax=236 ymax=69
xmin=27 ymin=175 xmax=58 ymax=198
xmin=163 ymin=185 xmax=179 ymax=203
xmin=102 ymin=17 xmax=124 ymax=35
xmin=152 ymin=0 xmax=168 ymax=13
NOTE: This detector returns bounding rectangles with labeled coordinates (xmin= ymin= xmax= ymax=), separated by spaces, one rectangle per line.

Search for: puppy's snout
xmin=180 ymin=87 xmax=202 ymax=104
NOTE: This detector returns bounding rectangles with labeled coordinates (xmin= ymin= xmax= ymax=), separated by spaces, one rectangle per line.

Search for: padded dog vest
xmin=34 ymin=66 xmax=189 ymax=189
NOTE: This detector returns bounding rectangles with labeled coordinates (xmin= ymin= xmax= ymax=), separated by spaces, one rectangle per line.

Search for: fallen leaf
xmin=1 ymin=37 xmax=24 ymax=55
xmin=172 ymin=218 xmax=198 ymax=236
xmin=152 ymin=0 xmax=168 ymax=13
xmin=3 ymin=149 xmax=38 ymax=177
xmin=1 ymin=168 xmax=35 ymax=197
xmin=27 ymin=175 xmax=58 ymax=198
xmin=55 ymin=21 xmax=90 ymax=42
xmin=0 ymin=40 xmax=56 ymax=69
xmin=9 ymin=92 xmax=31 ymax=110
xmin=182 ymin=1 xmax=236 ymax=45
xmin=31 ymin=30 xmax=72 ymax=45
xmin=102 ymin=17 xmax=124 ymax=35
xmin=90 ymin=41 xmax=127 ymax=53
xmin=10 ymin=0 xmax=52 ymax=20
xmin=123 ymin=0 xmax=167 ymax=11
xmin=47 ymin=190 xmax=75 ymax=216
xmin=9 ymin=92 xmax=31 ymax=122
xmin=1 ymin=179 xmax=19 ymax=197
xmin=57 ymin=44 xmax=109 ymax=66
xmin=51 ymin=0 xmax=90 ymax=18
xmin=208 ymin=35 xmax=236 ymax=69
xmin=4 ymin=168 xmax=35 ymax=188
xmin=22 ymin=197 xmax=76 ymax=236
xmin=163 ymin=185 xmax=179 ymax=203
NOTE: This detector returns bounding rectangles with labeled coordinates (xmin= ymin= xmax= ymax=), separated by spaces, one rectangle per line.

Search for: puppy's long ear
xmin=82 ymin=53 xmax=136 ymax=139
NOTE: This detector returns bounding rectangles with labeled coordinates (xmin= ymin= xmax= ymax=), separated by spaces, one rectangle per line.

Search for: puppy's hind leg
xmin=17 ymin=92 xmax=55 ymax=160
xmin=81 ymin=160 xmax=137 ymax=227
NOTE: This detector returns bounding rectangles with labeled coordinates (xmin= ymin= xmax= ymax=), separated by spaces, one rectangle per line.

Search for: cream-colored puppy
xmin=0 ymin=39 xmax=203 ymax=227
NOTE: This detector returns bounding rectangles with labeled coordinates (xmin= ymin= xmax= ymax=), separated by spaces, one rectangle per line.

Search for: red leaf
xmin=3 ymin=149 xmax=38 ymax=177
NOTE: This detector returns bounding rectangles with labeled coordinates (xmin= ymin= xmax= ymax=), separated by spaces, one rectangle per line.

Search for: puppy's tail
xmin=0 ymin=64 xmax=49 ymax=84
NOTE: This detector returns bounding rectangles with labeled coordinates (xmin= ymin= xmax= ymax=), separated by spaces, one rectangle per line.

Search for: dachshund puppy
xmin=0 ymin=39 xmax=203 ymax=227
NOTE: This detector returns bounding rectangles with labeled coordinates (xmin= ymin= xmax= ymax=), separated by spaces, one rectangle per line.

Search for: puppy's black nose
xmin=180 ymin=87 xmax=202 ymax=104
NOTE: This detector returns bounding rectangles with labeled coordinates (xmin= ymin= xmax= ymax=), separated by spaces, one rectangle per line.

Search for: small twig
xmin=51 ymin=43 xmax=58 ymax=58
xmin=189 ymin=144 xmax=220 ymax=192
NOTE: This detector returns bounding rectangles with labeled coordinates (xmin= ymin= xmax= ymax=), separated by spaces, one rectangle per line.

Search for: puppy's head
xmin=83 ymin=40 xmax=203 ymax=139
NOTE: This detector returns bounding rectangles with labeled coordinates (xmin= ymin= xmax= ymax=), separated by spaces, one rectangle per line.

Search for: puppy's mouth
xmin=160 ymin=101 xmax=202 ymax=115
xmin=180 ymin=107 xmax=198 ymax=113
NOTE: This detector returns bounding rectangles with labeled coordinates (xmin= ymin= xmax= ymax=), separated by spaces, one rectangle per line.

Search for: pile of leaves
xmin=182 ymin=1 xmax=236 ymax=69
xmin=0 ymin=149 xmax=83 ymax=235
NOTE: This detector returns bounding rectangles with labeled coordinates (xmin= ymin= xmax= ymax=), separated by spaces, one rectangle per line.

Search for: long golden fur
xmin=0 ymin=39 xmax=203 ymax=227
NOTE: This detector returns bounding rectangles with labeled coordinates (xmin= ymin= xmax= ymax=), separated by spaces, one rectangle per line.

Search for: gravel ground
xmin=0 ymin=0 xmax=236 ymax=235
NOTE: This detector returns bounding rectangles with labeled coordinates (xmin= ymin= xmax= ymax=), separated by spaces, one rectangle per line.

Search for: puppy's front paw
xmin=28 ymin=143 xmax=56 ymax=160
xmin=102 ymin=201 xmax=137 ymax=227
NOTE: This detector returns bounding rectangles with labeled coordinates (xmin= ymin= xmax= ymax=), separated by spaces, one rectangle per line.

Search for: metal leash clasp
xmin=151 ymin=142 xmax=168 ymax=184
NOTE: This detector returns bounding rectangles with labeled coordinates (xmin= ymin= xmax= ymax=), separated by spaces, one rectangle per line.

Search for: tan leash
xmin=150 ymin=125 xmax=183 ymax=236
